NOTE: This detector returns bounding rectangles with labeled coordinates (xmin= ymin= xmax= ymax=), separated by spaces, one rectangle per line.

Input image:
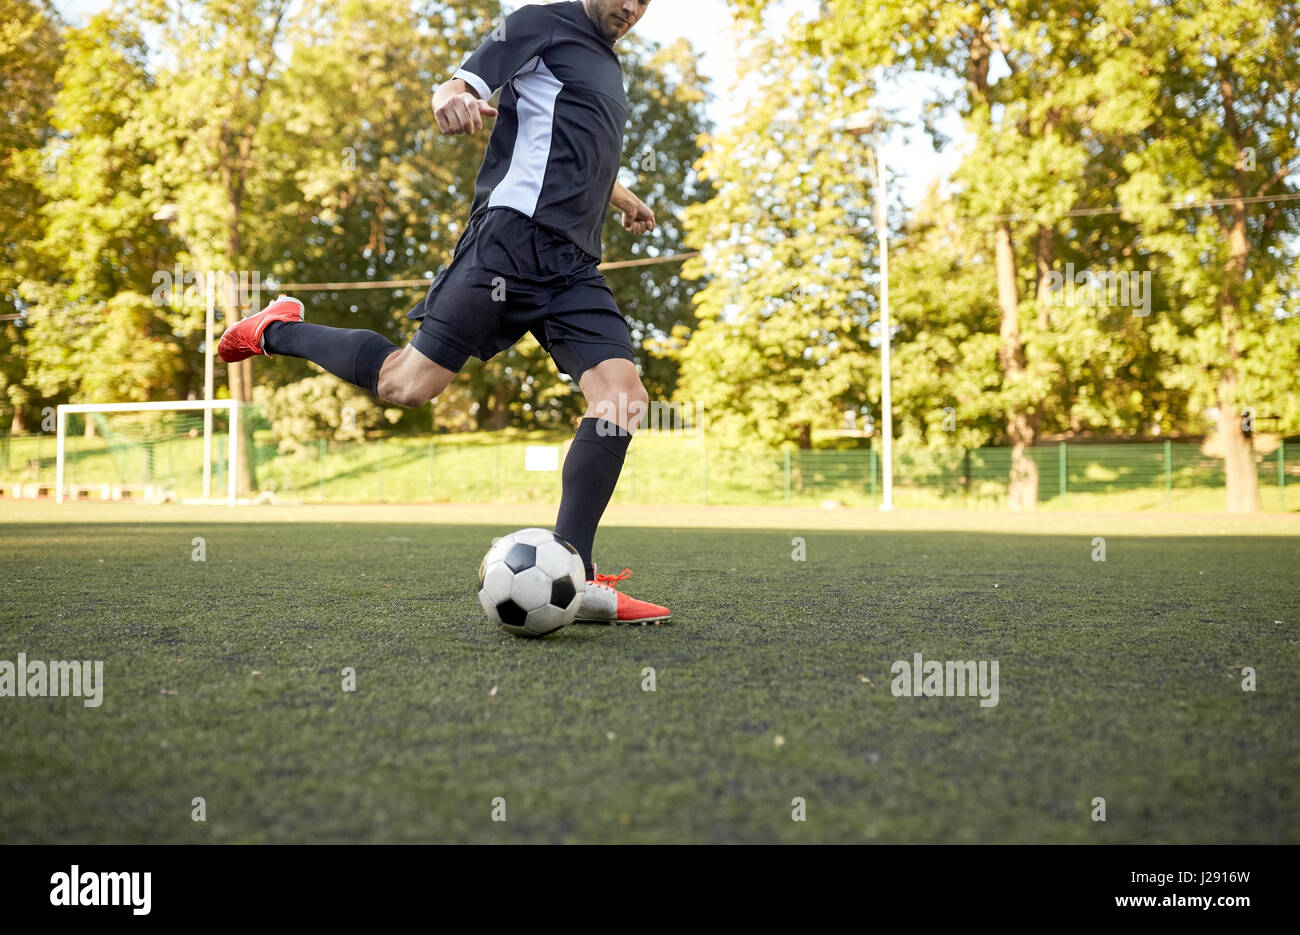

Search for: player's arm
xmin=611 ymin=180 xmax=655 ymax=235
xmin=432 ymin=78 xmax=497 ymax=135
xmin=433 ymin=6 xmax=553 ymax=137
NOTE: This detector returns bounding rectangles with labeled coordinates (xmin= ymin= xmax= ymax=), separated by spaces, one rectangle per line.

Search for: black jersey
xmin=451 ymin=1 xmax=628 ymax=261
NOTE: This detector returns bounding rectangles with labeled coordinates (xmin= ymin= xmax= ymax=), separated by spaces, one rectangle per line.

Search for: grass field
xmin=1 ymin=501 xmax=1296 ymax=843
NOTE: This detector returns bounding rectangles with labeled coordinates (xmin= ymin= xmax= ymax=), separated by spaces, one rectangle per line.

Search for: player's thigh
xmin=544 ymin=315 xmax=635 ymax=390
xmin=404 ymin=210 xmax=538 ymax=389
xmin=545 ymin=316 xmax=645 ymax=429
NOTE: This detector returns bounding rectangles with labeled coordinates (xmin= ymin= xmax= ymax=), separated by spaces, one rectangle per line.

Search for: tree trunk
xmin=1218 ymin=228 xmax=1259 ymax=512
xmin=1034 ymin=223 xmax=1055 ymax=318
xmin=995 ymin=220 xmax=1039 ymax=510
xmin=1216 ymin=191 xmax=1260 ymax=512
xmin=487 ymin=381 xmax=511 ymax=431
xmin=1216 ymin=72 xmax=1260 ymax=512
xmin=1219 ymin=374 xmax=1260 ymax=513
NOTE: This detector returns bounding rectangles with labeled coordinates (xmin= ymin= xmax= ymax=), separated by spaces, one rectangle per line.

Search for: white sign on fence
xmin=525 ymin=446 xmax=559 ymax=472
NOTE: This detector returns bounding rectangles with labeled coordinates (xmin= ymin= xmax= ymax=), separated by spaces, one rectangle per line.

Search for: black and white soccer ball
xmin=478 ymin=528 xmax=586 ymax=638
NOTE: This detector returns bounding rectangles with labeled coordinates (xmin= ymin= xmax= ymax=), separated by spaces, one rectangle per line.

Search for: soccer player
xmin=218 ymin=0 xmax=669 ymax=624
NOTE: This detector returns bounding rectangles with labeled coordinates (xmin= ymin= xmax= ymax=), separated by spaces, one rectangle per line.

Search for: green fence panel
xmin=4 ymin=428 xmax=1293 ymax=511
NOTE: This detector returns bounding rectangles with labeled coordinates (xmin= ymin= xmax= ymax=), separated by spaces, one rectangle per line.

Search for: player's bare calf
xmin=375 ymin=345 xmax=456 ymax=408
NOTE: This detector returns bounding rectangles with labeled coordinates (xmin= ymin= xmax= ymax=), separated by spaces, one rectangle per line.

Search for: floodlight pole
xmin=874 ymin=149 xmax=894 ymax=511
xmin=847 ymin=111 xmax=894 ymax=510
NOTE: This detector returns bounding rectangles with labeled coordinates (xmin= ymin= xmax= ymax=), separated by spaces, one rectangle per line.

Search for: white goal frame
xmin=55 ymin=400 xmax=241 ymax=506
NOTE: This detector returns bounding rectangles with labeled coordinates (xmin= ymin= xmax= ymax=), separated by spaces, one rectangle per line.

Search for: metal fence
xmin=1 ymin=422 xmax=1291 ymax=511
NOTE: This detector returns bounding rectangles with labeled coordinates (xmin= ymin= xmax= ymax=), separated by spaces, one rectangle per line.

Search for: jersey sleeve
xmin=452 ymin=4 xmax=555 ymax=100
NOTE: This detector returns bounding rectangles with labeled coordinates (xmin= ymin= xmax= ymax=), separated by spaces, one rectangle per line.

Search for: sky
xmin=51 ymin=0 xmax=967 ymax=207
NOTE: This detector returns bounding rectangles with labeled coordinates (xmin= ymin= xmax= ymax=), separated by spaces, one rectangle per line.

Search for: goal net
xmin=55 ymin=400 xmax=248 ymax=505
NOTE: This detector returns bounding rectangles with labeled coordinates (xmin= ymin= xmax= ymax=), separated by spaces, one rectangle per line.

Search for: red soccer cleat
xmin=217 ymin=294 xmax=304 ymax=362
xmin=573 ymin=567 xmax=671 ymax=625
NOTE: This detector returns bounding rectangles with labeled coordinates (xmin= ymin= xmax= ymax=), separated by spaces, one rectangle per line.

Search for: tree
xmin=784 ymin=0 xmax=1116 ymax=507
xmin=602 ymin=33 xmax=715 ymax=407
xmin=887 ymin=189 xmax=1002 ymax=450
xmin=739 ymin=0 xmax=1299 ymax=511
xmin=19 ymin=9 xmax=192 ymax=428
xmin=1114 ymin=0 xmax=1300 ymax=511
xmin=0 ymin=0 xmax=63 ymax=431
xmin=252 ymin=0 xmax=493 ymax=362
xmin=130 ymin=0 xmax=299 ymax=414
xmin=673 ymin=20 xmax=877 ymax=449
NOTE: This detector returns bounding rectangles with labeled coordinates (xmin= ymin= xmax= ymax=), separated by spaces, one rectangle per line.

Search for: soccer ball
xmin=478 ymin=528 xmax=586 ymax=638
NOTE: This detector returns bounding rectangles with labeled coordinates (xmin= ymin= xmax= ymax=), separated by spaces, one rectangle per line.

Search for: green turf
xmin=1 ymin=505 xmax=1296 ymax=842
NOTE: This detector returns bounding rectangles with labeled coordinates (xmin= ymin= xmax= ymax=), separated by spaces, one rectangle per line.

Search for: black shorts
xmin=406 ymin=207 xmax=634 ymax=381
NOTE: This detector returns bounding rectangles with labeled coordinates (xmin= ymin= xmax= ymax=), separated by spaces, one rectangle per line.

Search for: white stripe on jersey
xmin=487 ymin=57 xmax=562 ymax=218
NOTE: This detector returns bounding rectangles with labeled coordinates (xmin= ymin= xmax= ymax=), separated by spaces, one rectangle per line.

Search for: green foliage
xmin=1112 ymin=0 xmax=1300 ymax=425
xmin=2 ymin=0 xmax=709 ymax=428
xmin=4 ymin=0 xmax=1296 ymax=504
xmin=253 ymin=372 xmax=398 ymax=454
xmin=601 ymin=34 xmax=716 ymax=405
xmin=887 ymin=192 xmax=1002 ymax=449
xmin=0 ymin=0 xmax=64 ymax=429
xmin=17 ymin=7 xmax=199 ymax=408
xmin=692 ymin=0 xmax=1297 ymax=515
xmin=0 ymin=0 xmax=63 ymax=320
xmin=674 ymin=25 xmax=877 ymax=448
xmin=21 ymin=288 xmax=185 ymax=403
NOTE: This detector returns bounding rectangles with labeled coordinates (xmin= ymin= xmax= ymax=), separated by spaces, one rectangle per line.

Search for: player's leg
xmin=549 ymin=345 xmax=670 ymax=624
xmin=576 ymin=356 xmax=649 ymax=428
xmin=555 ymin=355 xmax=647 ymax=578
xmin=218 ymin=294 xmax=435 ymax=404
xmin=218 ymin=212 xmax=504 ymax=408
xmin=218 ymin=296 xmax=461 ymax=408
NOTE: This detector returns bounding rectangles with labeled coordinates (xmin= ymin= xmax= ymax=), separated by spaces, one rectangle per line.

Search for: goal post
xmin=55 ymin=400 xmax=242 ymax=506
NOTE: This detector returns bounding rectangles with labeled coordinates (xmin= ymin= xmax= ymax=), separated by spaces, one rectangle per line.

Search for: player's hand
xmin=621 ymin=200 xmax=655 ymax=235
xmin=434 ymin=92 xmax=497 ymax=135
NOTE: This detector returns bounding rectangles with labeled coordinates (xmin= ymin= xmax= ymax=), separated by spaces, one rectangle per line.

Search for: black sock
xmin=263 ymin=321 xmax=397 ymax=395
xmin=555 ymin=417 xmax=632 ymax=579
